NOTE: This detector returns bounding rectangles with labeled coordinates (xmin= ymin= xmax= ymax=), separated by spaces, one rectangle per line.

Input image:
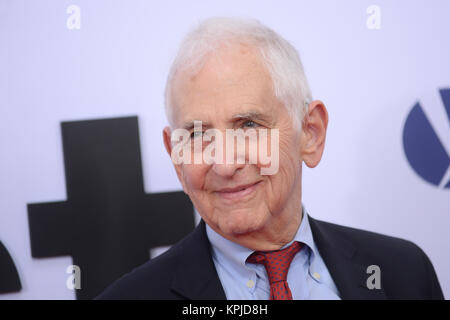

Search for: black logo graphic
xmin=28 ymin=116 xmax=194 ymax=300
xmin=0 ymin=241 xmax=22 ymax=294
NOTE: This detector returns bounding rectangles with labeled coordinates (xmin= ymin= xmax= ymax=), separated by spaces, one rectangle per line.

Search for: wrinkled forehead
xmin=169 ymin=43 xmax=279 ymax=128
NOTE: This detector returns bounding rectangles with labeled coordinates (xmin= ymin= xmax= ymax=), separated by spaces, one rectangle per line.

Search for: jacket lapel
xmin=308 ymin=216 xmax=387 ymax=299
xmin=170 ymin=220 xmax=226 ymax=300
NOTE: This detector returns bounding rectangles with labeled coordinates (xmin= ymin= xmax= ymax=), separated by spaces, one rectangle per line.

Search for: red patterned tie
xmin=246 ymin=241 xmax=303 ymax=300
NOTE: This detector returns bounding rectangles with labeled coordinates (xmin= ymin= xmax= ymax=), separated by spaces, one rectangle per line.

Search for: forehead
xmin=170 ymin=43 xmax=279 ymax=126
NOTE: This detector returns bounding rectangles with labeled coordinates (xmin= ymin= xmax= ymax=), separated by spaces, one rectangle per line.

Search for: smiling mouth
xmin=215 ymin=181 xmax=262 ymax=201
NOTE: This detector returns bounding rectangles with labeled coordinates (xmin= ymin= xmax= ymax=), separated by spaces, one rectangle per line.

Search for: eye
xmin=243 ymin=120 xmax=258 ymax=128
xmin=190 ymin=130 xmax=203 ymax=139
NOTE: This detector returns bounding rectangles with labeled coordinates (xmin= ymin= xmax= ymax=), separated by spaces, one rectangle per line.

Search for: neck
xmin=231 ymin=201 xmax=303 ymax=251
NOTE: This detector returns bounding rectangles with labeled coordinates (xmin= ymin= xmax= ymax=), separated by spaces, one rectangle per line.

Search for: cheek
xmin=279 ymin=130 xmax=302 ymax=169
xmin=269 ymin=131 xmax=298 ymax=179
xmin=265 ymin=133 xmax=301 ymax=204
xmin=181 ymin=164 xmax=209 ymax=192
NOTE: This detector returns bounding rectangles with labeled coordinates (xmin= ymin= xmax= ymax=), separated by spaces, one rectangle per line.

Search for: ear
xmin=163 ymin=126 xmax=173 ymax=157
xmin=162 ymin=126 xmax=189 ymax=194
xmin=300 ymin=100 xmax=328 ymax=168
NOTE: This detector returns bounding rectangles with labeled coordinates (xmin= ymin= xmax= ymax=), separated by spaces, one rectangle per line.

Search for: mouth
xmin=215 ymin=181 xmax=263 ymax=201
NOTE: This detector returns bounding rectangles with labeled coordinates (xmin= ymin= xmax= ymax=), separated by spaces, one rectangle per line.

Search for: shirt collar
xmin=206 ymin=204 xmax=319 ymax=271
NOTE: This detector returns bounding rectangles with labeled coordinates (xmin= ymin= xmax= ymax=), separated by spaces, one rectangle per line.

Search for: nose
xmin=211 ymin=161 xmax=245 ymax=177
xmin=210 ymin=137 xmax=246 ymax=177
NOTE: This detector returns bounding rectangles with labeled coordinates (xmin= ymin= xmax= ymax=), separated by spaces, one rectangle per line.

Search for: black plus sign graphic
xmin=0 ymin=241 xmax=21 ymax=294
xmin=27 ymin=116 xmax=194 ymax=300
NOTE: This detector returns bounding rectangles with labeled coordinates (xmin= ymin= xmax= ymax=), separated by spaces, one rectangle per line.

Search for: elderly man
xmin=98 ymin=17 xmax=443 ymax=300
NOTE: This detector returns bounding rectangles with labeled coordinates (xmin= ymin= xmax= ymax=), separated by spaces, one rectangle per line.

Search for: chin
xmin=218 ymin=209 xmax=267 ymax=236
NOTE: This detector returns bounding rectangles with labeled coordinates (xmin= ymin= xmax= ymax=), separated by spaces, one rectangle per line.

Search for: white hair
xmin=164 ymin=17 xmax=312 ymax=129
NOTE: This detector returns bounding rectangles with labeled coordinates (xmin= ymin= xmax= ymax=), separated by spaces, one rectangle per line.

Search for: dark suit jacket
xmin=96 ymin=216 xmax=444 ymax=300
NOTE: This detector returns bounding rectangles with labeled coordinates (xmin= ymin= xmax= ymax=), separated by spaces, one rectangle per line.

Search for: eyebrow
xmin=231 ymin=110 xmax=272 ymax=124
xmin=181 ymin=120 xmax=211 ymax=131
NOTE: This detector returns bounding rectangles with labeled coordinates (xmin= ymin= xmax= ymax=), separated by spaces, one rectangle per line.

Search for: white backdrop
xmin=0 ymin=0 xmax=449 ymax=299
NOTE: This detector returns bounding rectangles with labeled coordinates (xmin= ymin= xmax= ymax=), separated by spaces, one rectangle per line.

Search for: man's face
xmin=165 ymin=44 xmax=304 ymax=242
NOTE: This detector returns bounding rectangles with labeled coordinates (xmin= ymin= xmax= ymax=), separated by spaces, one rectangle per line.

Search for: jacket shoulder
xmin=314 ymin=218 xmax=419 ymax=252
xmin=312 ymin=218 xmax=444 ymax=299
xmin=95 ymin=228 xmax=197 ymax=300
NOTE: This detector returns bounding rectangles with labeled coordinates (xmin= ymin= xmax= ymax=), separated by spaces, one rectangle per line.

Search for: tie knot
xmin=246 ymin=241 xmax=303 ymax=283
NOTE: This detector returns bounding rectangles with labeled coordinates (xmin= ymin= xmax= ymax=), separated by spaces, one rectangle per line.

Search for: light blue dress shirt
xmin=206 ymin=205 xmax=341 ymax=300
